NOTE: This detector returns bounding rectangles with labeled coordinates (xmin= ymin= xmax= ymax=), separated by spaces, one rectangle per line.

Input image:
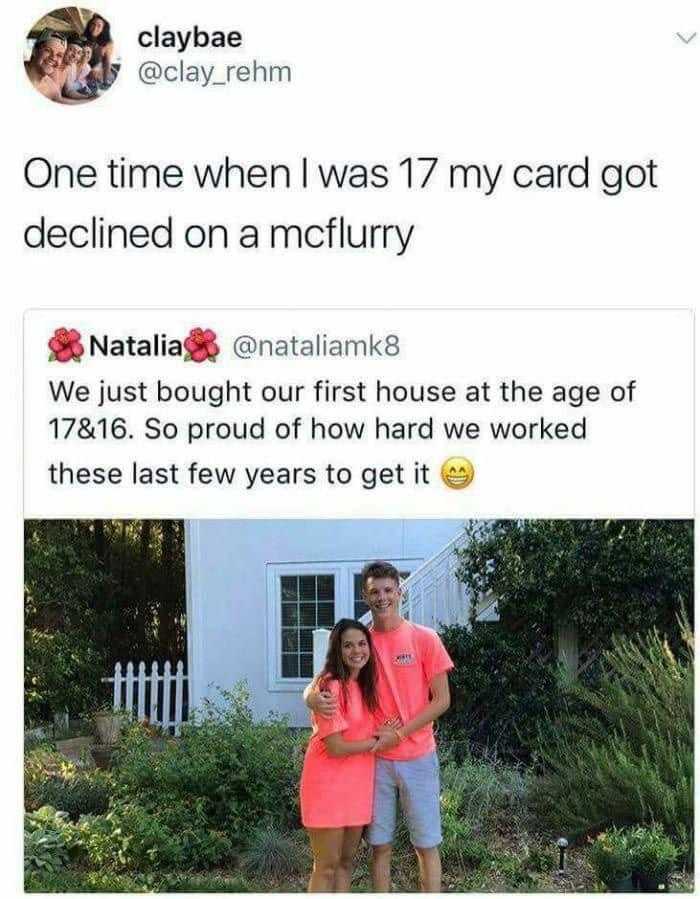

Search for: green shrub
xmin=489 ymin=851 xmax=538 ymax=890
xmin=440 ymin=623 xmax=562 ymax=759
xmin=24 ymin=732 xmax=55 ymax=754
xmin=440 ymin=748 xmax=527 ymax=835
xmin=587 ymin=828 xmax=633 ymax=886
xmin=522 ymin=844 xmax=552 ymax=874
xmin=441 ymin=821 xmax=491 ymax=872
xmin=240 ymin=824 xmax=309 ymax=879
xmin=76 ymin=800 xmax=185 ymax=870
xmin=74 ymin=795 xmax=235 ymax=872
xmin=439 ymin=749 xmax=529 ymax=875
xmin=629 ymin=824 xmax=679 ymax=884
xmin=24 ymin=750 xmax=76 ymax=811
xmin=25 ymin=621 xmax=101 ymax=725
xmin=170 ymin=822 xmax=233 ymax=869
xmin=529 ymin=619 xmax=693 ymax=858
xmin=25 ymin=869 xmax=154 ymax=892
xmin=158 ymin=873 xmax=254 ymax=892
xmin=454 ymin=520 xmax=693 ymax=645
xmin=24 ymin=807 xmax=78 ymax=874
xmin=24 ymin=826 xmax=70 ymax=875
xmin=34 ymin=772 xmax=112 ymax=819
xmin=113 ymin=684 xmax=306 ymax=847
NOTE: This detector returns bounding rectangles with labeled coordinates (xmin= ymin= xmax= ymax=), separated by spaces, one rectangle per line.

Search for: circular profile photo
xmin=24 ymin=7 xmax=120 ymax=104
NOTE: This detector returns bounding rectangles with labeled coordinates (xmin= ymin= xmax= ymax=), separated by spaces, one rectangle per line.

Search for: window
xmin=267 ymin=558 xmax=420 ymax=691
xmin=280 ymin=574 xmax=335 ymax=679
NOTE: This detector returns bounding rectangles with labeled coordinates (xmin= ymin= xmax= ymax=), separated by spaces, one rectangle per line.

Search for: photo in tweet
xmin=24 ymin=517 xmax=693 ymax=891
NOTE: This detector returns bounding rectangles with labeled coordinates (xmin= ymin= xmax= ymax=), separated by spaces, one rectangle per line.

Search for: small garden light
xmin=556 ymin=837 xmax=569 ymax=874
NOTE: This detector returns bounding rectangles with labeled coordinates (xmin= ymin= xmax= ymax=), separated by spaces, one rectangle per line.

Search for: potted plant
xmin=89 ymin=705 xmax=128 ymax=768
xmin=629 ymin=825 xmax=678 ymax=892
xmin=588 ymin=829 xmax=634 ymax=892
xmin=92 ymin=704 xmax=125 ymax=746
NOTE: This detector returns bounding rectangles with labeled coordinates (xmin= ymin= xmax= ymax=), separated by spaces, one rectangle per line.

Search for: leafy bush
xmin=25 ymin=869 xmax=154 ymax=892
xmin=529 ymin=619 xmax=693 ymax=859
xmin=114 ymin=685 xmax=306 ymax=847
xmin=158 ymin=873 xmax=254 ymax=892
xmin=439 ymin=749 xmax=529 ymax=875
xmin=24 ymin=521 xmax=113 ymax=724
xmin=629 ymin=825 xmax=679 ymax=885
xmin=492 ymin=851 xmax=539 ymax=891
xmin=76 ymin=800 xmax=186 ymax=870
xmin=70 ymin=793 xmax=234 ymax=871
xmin=522 ymin=844 xmax=552 ymax=874
xmin=587 ymin=829 xmax=633 ymax=886
xmin=440 ymin=747 xmax=528 ymax=835
xmin=24 ymin=750 xmax=76 ymax=811
xmin=440 ymin=623 xmax=563 ymax=759
xmin=25 ymin=629 xmax=103 ymax=725
xmin=240 ymin=824 xmax=309 ymax=879
xmin=24 ymin=732 xmax=56 ymax=754
xmin=455 ymin=520 xmax=693 ymax=643
xmin=34 ymin=772 xmax=112 ymax=820
xmin=440 ymin=822 xmax=491 ymax=873
xmin=446 ymin=520 xmax=693 ymax=760
xmin=24 ymin=807 xmax=77 ymax=874
xmin=24 ymin=826 xmax=70 ymax=875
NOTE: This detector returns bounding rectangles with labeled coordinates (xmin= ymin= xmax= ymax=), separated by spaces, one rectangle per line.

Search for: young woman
xmin=75 ymin=44 xmax=94 ymax=94
xmin=83 ymin=14 xmax=114 ymax=85
xmin=299 ymin=619 xmax=398 ymax=892
xmin=60 ymin=38 xmax=92 ymax=101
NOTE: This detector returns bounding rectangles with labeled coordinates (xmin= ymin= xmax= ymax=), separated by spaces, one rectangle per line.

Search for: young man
xmin=25 ymin=31 xmax=93 ymax=104
xmin=305 ymin=560 xmax=454 ymax=892
xmin=24 ymin=31 xmax=66 ymax=102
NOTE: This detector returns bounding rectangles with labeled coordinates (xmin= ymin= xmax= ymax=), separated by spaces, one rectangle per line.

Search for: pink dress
xmin=300 ymin=678 xmax=376 ymax=828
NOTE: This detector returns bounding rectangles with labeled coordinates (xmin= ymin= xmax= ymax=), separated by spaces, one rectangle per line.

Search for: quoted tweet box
xmin=23 ymin=308 xmax=693 ymax=519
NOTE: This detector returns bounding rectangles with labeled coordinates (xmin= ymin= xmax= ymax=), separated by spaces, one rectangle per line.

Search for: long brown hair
xmin=319 ymin=619 xmax=378 ymax=713
xmin=84 ymin=14 xmax=112 ymax=45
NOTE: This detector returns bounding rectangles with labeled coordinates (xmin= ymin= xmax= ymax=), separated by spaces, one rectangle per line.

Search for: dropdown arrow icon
xmin=676 ymin=31 xmax=697 ymax=43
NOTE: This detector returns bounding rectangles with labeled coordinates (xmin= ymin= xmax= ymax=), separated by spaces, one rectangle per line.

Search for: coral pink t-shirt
xmin=299 ymin=677 xmax=377 ymax=828
xmin=370 ymin=620 xmax=454 ymax=761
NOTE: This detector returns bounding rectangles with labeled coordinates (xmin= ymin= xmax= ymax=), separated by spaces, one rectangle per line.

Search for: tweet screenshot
xmin=8 ymin=1 xmax=697 ymax=894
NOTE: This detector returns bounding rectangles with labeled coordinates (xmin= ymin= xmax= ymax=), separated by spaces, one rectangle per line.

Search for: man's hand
xmin=372 ymin=729 xmax=400 ymax=753
xmin=309 ymin=689 xmax=337 ymax=718
xmin=371 ymin=717 xmax=403 ymax=752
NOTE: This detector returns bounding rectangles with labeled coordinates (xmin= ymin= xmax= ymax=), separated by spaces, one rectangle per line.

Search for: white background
xmin=2 ymin=0 xmax=698 ymax=891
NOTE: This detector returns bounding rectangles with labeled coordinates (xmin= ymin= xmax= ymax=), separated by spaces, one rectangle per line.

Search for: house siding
xmin=185 ymin=519 xmax=463 ymax=726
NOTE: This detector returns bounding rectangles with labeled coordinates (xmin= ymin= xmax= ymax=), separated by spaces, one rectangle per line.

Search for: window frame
xmin=267 ymin=562 xmax=344 ymax=692
xmin=267 ymin=558 xmax=422 ymax=692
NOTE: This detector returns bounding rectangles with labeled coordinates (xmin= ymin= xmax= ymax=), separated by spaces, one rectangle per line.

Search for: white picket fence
xmin=102 ymin=661 xmax=188 ymax=736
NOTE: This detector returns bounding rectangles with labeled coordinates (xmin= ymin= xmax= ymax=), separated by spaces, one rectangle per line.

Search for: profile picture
xmin=24 ymin=7 xmax=120 ymax=104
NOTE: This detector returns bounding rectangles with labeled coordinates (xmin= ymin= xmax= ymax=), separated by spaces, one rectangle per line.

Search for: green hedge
xmin=529 ymin=620 xmax=693 ymax=861
xmin=439 ymin=623 xmax=564 ymax=759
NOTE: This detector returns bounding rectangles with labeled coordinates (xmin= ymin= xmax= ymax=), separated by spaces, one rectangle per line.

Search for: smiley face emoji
xmin=440 ymin=457 xmax=475 ymax=490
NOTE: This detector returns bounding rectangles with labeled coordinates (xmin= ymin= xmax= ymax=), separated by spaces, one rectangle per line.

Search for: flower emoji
xmin=48 ymin=328 xmax=84 ymax=363
xmin=184 ymin=327 xmax=219 ymax=363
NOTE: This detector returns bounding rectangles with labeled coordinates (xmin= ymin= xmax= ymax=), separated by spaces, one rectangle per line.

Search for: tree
xmin=24 ymin=520 xmax=187 ymax=723
xmin=455 ymin=520 xmax=693 ymax=647
xmin=439 ymin=519 xmax=693 ymax=759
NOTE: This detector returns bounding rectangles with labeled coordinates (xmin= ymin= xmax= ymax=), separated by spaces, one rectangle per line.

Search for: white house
xmin=184 ymin=519 xmax=496 ymax=727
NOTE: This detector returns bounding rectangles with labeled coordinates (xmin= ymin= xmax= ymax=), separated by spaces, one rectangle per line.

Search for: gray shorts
xmin=366 ymin=751 xmax=442 ymax=849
